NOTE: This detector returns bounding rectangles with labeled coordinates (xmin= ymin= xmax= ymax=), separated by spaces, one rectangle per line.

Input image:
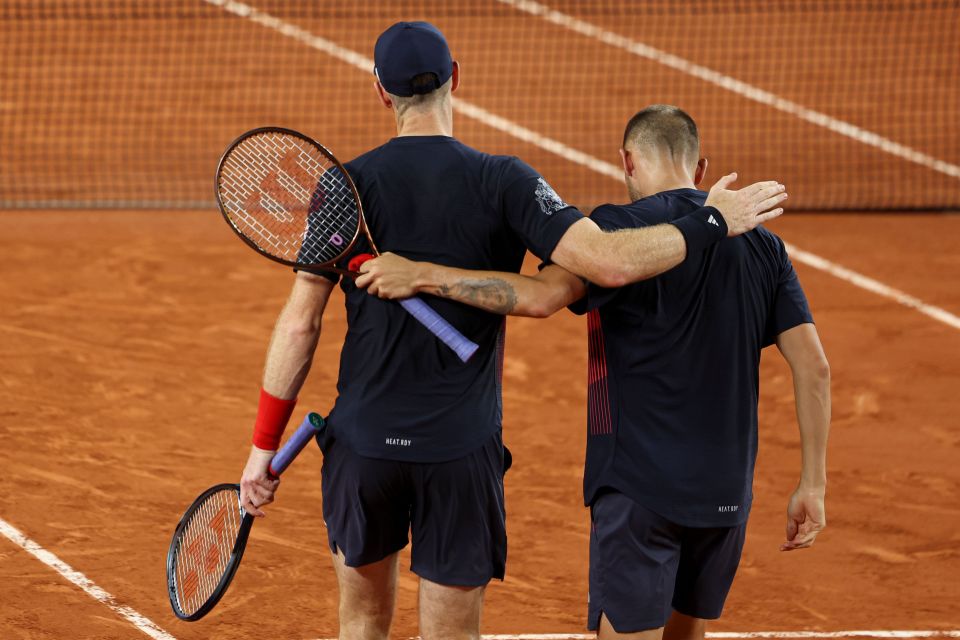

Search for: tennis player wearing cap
xmin=238 ymin=22 xmax=788 ymax=639
xmin=358 ymin=105 xmax=830 ymax=639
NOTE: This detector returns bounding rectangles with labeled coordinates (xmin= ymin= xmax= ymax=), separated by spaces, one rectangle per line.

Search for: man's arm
xmin=551 ymin=174 xmax=787 ymax=288
xmin=776 ymin=322 xmax=831 ymax=551
xmin=357 ymin=254 xmax=585 ymax=317
xmin=239 ymin=272 xmax=336 ymax=516
xmin=358 ymin=174 xmax=787 ymax=298
xmin=357 ymin=174 xmax=785 ymax=307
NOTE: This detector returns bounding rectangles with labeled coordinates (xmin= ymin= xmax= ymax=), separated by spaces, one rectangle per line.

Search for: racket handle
xmin=268 ymin=412 xmax=325 ymax=477
xmin=399 ymin=297 xmax=480 ymax=362
xmin=349 ymin=253 xmax=479 ymax=362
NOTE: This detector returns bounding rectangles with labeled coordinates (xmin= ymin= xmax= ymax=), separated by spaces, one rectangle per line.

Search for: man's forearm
xmin=793 ymin=369 xmax=831 ymax=488
xmin=262 ymin=315 xmax=321 ymax=399
xmin=550 ymin=177 xmax=789 ymax=288
xmin=550 ymin=214 xmax=723 ymax=288
xmin=416 ymin=264 xmax=585 ymax=318
xmin=596 ymin=223 xmax=689 ymax=286
xmin=261 ymin=276 xmax=331 ymax=399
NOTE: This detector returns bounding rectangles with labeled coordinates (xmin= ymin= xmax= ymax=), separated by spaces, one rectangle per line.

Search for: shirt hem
xmin=587 ymin=480 xmax=752 ymax=528
xmin=332 ymin=425 xmax=501 ymax=464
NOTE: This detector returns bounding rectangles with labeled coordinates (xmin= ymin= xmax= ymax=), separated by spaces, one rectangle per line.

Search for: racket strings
xmin=220 ymin=135 xmax=310 ymax=258
xmin=218 ymin=131 xmax=360 ymax=266
xmin=301 ymin=172 xmax=359 ymax=263
xmin=173 ymin=488 xmax=243 ymax=615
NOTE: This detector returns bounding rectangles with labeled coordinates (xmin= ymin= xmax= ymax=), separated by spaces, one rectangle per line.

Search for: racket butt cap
xmin=348 ymin=253 xmax=375 ymax=272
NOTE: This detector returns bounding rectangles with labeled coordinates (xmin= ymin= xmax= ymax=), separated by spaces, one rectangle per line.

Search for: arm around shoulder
xmin=549 ymin=217 xmax=688 ymax=288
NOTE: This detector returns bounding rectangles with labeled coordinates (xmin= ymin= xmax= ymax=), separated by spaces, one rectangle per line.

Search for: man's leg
xmin=410 ymin=432 xmax=507 ymax=639
xmin=418 ymin=578 xmax=485 ymax=640
xmin=669 ymin=522 xmax=747 ymax=636
xmin=597 ymin=613 xmax=664 ymax=640
xmin=331 ymin=549 xmax=400 ymax=640
xmin=663 ymin=611 xmax=707 ymax=640
xmin=321 ymin=438 xmax=411 ymax=640
xmin=587 ymin=491 xmax=683 ymax=638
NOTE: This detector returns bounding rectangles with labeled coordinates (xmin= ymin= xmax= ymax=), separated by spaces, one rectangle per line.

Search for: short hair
xmin=622 ymin=105 xmax=700 ymax=167
xmin=390 ymin=72 xmax=449 ymax=117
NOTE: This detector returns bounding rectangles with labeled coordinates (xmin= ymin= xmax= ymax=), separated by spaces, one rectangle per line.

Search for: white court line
xmin=206 ymin=0 xmax=960 ymax=332
xmin=0 ymin=517 xmax=177 ymax=640
xmin=4 ymin=516 xmax=955 ymax=640
xmin=309 ymin=633 xmax=960 ymax=639
xmin=3 ymin=522 xmax=957 ymax=640
xmin=498 ymin=0 xmax=960 ymax=181
xmin=203 ymin=0 xmax=620 ymax=181
xmin=784 ymin=243 xmax=960 ymax=331
xmin=708 ymin=634 xmax=960 ymax=639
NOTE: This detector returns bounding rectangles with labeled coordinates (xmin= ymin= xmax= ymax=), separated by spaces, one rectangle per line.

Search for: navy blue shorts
xmin=587 ymin=490 xmax=746 ymax=632
xmin=320 ymin=430 xmax=507 ymax=587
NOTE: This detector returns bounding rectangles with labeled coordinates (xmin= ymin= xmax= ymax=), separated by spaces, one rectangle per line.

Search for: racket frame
xmin=166 ymin=483 xmax=253 ymax=621
xmin=166 ymin=413 xmax=325 ymax=621
xmin=214 ymin=127 xmax=480 ymax=361
xmin=214 ymin=126 xmax=378 ymax=279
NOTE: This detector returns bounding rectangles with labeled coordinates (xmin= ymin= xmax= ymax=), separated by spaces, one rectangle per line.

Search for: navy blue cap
xmin=374 ymin=22 xmax=453 ymax=98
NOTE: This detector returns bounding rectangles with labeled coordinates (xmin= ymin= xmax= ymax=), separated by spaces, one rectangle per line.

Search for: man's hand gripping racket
xmin=166 ymin=413 xmax=324 ymax=621
xmin=215 ymin=127 xmax=478 ymax=362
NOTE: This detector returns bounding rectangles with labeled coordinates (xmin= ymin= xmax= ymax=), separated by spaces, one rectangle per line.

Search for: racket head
xmin=166 ymin=483 xmax=253 ymax=621
xmin=215 ymin=127 xmax=371 ymax=273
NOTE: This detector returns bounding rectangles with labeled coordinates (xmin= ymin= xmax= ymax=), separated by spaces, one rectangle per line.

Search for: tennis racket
xmin=215 ymin=127 xmax=479 ymax=362
xmin=166 ymin=412 xmax=324 ymax=621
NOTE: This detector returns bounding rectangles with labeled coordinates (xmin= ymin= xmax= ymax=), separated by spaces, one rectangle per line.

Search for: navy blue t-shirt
xmin=322 ymin=136 xmax=583 ymax=463
xmin=574 ymin=188 xmax=813 ymax=527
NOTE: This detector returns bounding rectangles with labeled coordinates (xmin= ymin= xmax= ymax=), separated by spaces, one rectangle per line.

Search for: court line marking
xmin=704 ymin=635 xmax=960 ymax=639
xmin=784 ymin=243 xmax=960 ymax=330
xmin=202 ymin=0 xmax=622 ymax=185
xmin=0 ymin=516 xmax=177 ymax=640
xmin=5 ymin=511 xmax=956 ymax=640
xmin=308 ymin=633 xmax=960 ymax=639
xmin=206 ymin=0 xmax=960 ymax=332
xmin=498 ymin=0 xmax=960 ymax=181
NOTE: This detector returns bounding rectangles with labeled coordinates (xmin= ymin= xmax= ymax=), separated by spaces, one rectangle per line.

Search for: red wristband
xmin=252 ymin=388 xmax=297 ymax=451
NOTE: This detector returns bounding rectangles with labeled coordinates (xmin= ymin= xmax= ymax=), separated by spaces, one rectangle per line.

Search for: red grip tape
xmin=348 ymin=253 xmax=375 ymax=273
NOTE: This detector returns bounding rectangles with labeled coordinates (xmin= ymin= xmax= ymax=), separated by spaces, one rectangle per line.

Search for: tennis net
xmin=1 ymin=0 xmax=958 ymax=211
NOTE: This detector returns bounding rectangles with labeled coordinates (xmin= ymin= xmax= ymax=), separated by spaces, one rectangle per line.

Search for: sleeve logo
xmin=534 ymin=177 xmax=567 ymax=216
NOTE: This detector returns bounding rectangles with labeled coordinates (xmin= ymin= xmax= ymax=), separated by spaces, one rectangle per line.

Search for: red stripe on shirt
xmin=587 ymin=310 xmax=612 ymax=435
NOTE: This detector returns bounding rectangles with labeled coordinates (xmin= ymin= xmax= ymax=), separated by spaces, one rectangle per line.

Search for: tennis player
xmin=238 ymin=21 xmax=788 ymax=639
xmin=357 ymin=105 xmax=830 ymax=639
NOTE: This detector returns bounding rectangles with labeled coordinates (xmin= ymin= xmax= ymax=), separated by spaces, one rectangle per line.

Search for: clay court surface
xmin=2 ymin=1 xmax=959 ymax=638
xmin=1 ymin=210 xmax=958 ymax=638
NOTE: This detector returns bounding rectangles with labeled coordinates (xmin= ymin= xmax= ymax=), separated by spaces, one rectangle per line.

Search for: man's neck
xmin=648 ymin=178 xmax=696 ymax=195
xmin=640 ymin=166 xmax=697 ymax=199
xmin=395 ymin=104 xmax=453 ymax=137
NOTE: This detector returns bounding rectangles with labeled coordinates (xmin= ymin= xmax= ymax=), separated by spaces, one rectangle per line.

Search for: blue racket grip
xmin=399 ymin=297 xmax=479 ymax=362
xmin=268 ymin=413 xmax=325 ymax=477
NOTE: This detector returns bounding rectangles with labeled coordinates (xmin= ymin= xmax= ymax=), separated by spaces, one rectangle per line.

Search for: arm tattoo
xmin=437 ymin=278 xmax=519 ymax=314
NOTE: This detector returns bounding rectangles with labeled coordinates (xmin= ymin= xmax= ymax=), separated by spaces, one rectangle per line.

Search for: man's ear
xmin=373 ymin=80 xmax=393 ymax=109
xmin=450 ymin=61 xmax=460 ymax=93
xmin=694 ymin=157 xmax=708 ymax=186
xmin=619 ymin=148 xmax=636 ymax=177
